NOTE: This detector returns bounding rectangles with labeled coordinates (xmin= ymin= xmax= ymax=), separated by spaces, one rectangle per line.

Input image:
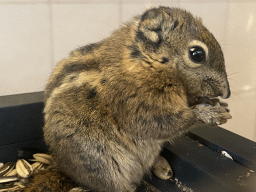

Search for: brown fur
xmin=24 ymin=168 xmax=77 ymax=192
xmin=24 ymin=7 xmax=231 ymax=192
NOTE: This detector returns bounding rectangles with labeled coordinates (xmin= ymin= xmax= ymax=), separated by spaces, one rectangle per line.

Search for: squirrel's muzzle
xmin=220 ymin=79 xmax=231 ymax=99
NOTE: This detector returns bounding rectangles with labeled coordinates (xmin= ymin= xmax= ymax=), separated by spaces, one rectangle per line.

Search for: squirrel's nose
xmin=221 ymin=83 xmax=231 ymax=99
xmin=225 ymin=88 xmax=231 ymax=98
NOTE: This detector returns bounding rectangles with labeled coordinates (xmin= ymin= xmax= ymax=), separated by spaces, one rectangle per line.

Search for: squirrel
xmin=24 ymin=6 xmax=232 ymax=192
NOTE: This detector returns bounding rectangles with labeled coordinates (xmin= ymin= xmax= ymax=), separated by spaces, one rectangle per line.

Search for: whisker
xmin=227 ymin=72 xmax=239 ymax=77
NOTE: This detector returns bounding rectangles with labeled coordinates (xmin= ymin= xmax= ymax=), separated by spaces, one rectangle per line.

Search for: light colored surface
xmin=0 ymin=0 xmax=48 ymax=3
xmin=52 ymin=3 xmax=119 ymax=64
xmin=224 ymin=2 xmax=256 ymax=141
xmin=0 ymin=4 xmax=52 ymax=96
xmin=0 ymin=0 xmax=256 ymax=141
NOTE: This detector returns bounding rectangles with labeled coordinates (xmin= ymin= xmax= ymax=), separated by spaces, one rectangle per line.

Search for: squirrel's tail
xmin=23 ymin=167 xmax=80 ymax=192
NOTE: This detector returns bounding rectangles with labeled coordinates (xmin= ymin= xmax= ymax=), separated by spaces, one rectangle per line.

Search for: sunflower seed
xmin=0 ymin=185 xmax=22 ymax=192
xmin=13 ymin=181 xmax=25 ymax=188
xmin=6 ymin=169 xmax=17 ymax=176
xmin=0 ymin=162 xmax=15 ymax=177
xmin=31 ymin=161 xmax=43 ymax=171
xmin=0 ymin=176 xmax=19 ymax=184
xmin=16 ymin=159 xmax=33 ymax=178
xmin=0 ymin=162 xmax=3 ymax=168
xmin=33 ymin=153 xmax=53 ymax=165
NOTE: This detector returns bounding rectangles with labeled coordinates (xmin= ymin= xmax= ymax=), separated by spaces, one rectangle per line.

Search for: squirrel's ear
xmin=136 ymin=8 xmax=179 ymax=44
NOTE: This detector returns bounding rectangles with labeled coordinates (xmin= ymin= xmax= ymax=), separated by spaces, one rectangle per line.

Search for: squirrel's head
xmin=130 ymin=7 xmax=230 ymax=106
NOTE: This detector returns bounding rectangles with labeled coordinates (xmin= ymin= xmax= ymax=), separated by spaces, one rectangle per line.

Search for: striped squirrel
xmin=24 ymin=6 xmax=231 ymax=192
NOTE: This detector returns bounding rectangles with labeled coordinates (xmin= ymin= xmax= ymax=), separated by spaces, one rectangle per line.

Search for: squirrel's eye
xmin=189 ymin=46 xmax=205 ymax=63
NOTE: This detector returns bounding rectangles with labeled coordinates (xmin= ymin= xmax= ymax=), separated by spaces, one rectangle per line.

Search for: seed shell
xmin=16 ymin=159 xmax=33 ymax=178
xmin=6 ymin=169 xmax=17 ymax=176
xmin=0 ymin=162 xmax=15 ymax=177
xmin=0 ymin=176 xmax=19 ymax=184
xmin=31 ymin=161 xmax=43 ymax=171
xmin=0 ymin=185 xmax=22 ymax=192
xmin=33 ymin=153 xmax=53 ymax=165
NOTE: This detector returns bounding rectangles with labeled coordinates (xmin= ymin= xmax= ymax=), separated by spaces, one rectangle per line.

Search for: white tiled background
xmin=1 ymin=0 xmax=256 ymax=141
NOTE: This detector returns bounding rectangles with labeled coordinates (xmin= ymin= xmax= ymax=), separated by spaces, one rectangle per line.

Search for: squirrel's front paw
xmin=194 ymin=103 xmax=232 ymax=126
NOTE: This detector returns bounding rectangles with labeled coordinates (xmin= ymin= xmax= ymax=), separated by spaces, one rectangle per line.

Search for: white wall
xmin=1 ymin=0 xmax=256 ymax=142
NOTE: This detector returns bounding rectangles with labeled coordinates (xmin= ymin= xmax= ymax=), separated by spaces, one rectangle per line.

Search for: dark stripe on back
xmin=45 ymin=60 xmax=100 ymax=101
